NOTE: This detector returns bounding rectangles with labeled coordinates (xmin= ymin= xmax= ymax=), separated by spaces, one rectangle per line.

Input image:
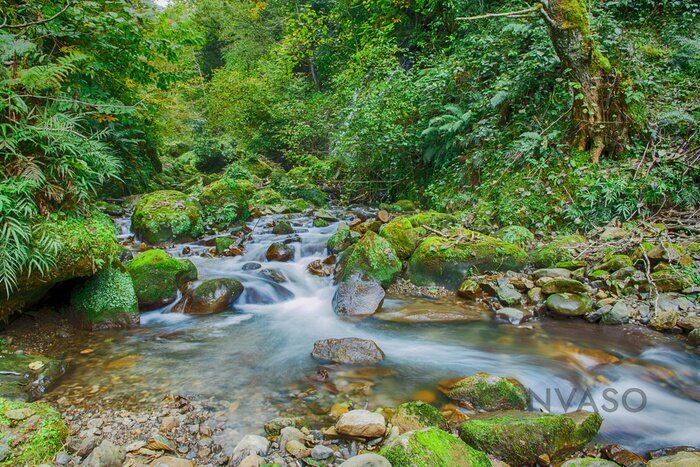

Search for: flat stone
xmin=336 ymin=410 xmax=386 ymax=438
xmin=285 ymin=439 xmax=311 ymax=458
xmin=339 ymin=453 xmax=392 ymax=467
xmin=311 ymin=338 xmax=384 ymax=364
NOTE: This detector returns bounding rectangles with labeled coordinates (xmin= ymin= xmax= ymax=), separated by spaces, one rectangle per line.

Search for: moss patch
xmin=459 ymin=410 xmax=602 ymax=465
xmin=0 ymin=397 xmax=68 ymax=466
xmin=495 ymin=226 xmax=534 ymax=246
xmin=338 ymin=231 xmax=402 ymax=287
xmin=530 ymin=235 xmax=587 ymax=268
xmin=381 ymin=427 xmax=490 ymax=467
xmin=70 ymin=268 xmax=139 ymax=330
xmin=391 ymin=401 xmax=448 ymax=433
xmin=132 ymin=190 xmax=203 ymax=243
xmin=441 ymin=373 xmax=529 ymax=411
xmin=379 ymin=217 xmax=420 ymax=259
xmin=125 ymin=250 xmax=197 ymax=310
xmin=407 ymin=229 xmax=527 ymax=288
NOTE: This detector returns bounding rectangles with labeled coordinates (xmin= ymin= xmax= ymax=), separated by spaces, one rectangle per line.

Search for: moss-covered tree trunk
xmin=539 ymin=0 xmax=630 ymax=163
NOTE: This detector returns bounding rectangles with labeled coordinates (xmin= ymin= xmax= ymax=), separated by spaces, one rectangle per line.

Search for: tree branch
xmin=1 ymin=1 xmax=73 ymax=30
xmin=457 ymin=4 xmax=543 ymax=21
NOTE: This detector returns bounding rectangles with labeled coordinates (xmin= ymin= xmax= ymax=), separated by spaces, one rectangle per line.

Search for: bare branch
xmin=457 ymin=4 xmax=543 ymax=21
xmin=1 ymin=1 xmax=73 ymax=30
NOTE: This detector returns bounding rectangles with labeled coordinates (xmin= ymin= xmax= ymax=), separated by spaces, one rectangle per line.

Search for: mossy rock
xmin=338 ymin=231 xmax=402 ymax=287
xmin=540 ymin=278 xmax=587 ymax=295
xmin=390 ymin=401 xmax=448 ymax=433
xmin=70 ymin=268 xmax=139 ymax=330
xmin=593 ymin=254 xmax=633 ymax=273
xmin=0 ymin=354 xmax=66 ymax=402
xmin=380 ymin=427 xmax=490 ymax=467
xmin=459 ymin=410 xmax=603 ymax=466
xmin=285 ymin=198 xmax=313 ymax=213
xmin=0 ymin=213 xmax=121 ymax=320
xmin=407 ymin=230 xmax=528 ymax=288
xmin=495 ymin=226 xmax=534 ymax=247
xmin=406 ymin=211 xmax=460 ymax=234
xmin=132 ymin=190 xmax=203 ymax=243
xmin=215 ymin=237 xmax=235 ymax=254
xmin=272 ymin=221 xmax=294 ymax=235
xmin=313 ymin=218 xmax=330 ymax=228
xmin=252 ymin=188 xmax=284 ymax=207
xmin=125 ymin=250 xmax=197 ymax=310
xmin=327 ymin=223 xmax=358 ymax=254
xmin=651 ymin=269 xmax=693 ymax=292
xmin=545 ymin=293 xmax=593 ymax=317
xmin=199 ymin=179 xmax=254 ymax=226
xmin=0 ymin=397 xmax=68 ymax=465
xmin=379 ymin=217 xmax=420 ymax=260
xmin=530 ymin=235 xmax=587 ymax=269
xmin=384 ymin=199 xmax=419 ymax=212
xmin=440 ymin=372 xmax=529 ymax=411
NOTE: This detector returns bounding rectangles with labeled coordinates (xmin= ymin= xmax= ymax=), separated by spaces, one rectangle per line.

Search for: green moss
xmin=443 ymin=373 xmax=529 ymax=411
xmin=530 ymin=235 xmax=587 ymax=268
xmin=0 ymin=397 xmax=68 ymax=465
xmin=651 ymin=269 xmax=693 ymax=292
xmin=313 ymin=218 xmax=329 ymax=228
xmin=252 ymin=188 xmax=284 ymax=207
xmin=215 ymin=237 xmax=235 ymax=254
xmin=379 ymin=217 xmax=419 ymax=259
xmin=407 ymin=230 xmax=528 ymax=288
xmin=272 ymin=221 xmax=294 ymax=235
xmin=286 ymin=198 xmax=312 ymax=213
xmin=384 ymin=199 xmax=418 ymax=212
xmin=327 ymin=223 xmax=358 ymax=254
xmin=0 ymin=212 xmax=121 ymax=320
xmin=71 ymin=268 xmax=138 ymax=329
xmin=593 ymin=254 xmax=632 ymax=272
xmin=495 ymin=226 xmax=534 ymax=247
xmin=125 ymin=250 xmax=197 ymax=310
xmin=459 ymin=410 xmax=602 ymax=466
xmin=132 ymin=190 xmax=203 ymax=243
xmin=381 ymin=427 xmax=490 ymax=467
xmin=406 ymin=211 xmax=460 ymax=232
xmin=391 ymin=401 xmax=448 ymax=433
xmin=588 ymin=269 xmax=610 ymax=280
xmin=339 ymin=231 xmax=402 ymax=287
xmin=199 ymin=179 xmax=254 ymax=227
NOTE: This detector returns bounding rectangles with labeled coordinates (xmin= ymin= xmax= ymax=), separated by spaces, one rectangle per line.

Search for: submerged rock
xmin=0 ymin=397 xmax=68 ymax=465
xmin=439 ymin=372 xmax=529 ymax=411
xmin=0 ymin=354 xmax=66 ymax=401
xmin=407 ymin=230 xmax=527 ymax=288
xmin=459 ymin=410 xmax=602 ymax=465
xmin=336 ymin=410 xmax=386 ymax=438
xmin=132 ymin=190 xmax=203 ymax=243
xmin=126 ymin=250 xmax=197 ymax=310
xmin=265 ymin=242 xmax=295 ymax=262
xmin=70 ymin=268 xmax=139 ymax=330
xmin=311 ymin=338 xmax=385 ymax=364
xmin=381 ymin=427 xmax=490 ymax=467
xmin=333 ymin=274 xmax=385 ymax=318
xmin=184 ymin=278 xmax=243 ymax=314
xmin=546 ymin=293 xmax=593 ymax=317
xmin=390 ymin=401 xmax=447 ymax=434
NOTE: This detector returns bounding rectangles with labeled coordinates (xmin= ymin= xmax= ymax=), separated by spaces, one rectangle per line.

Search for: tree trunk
xmin=539 ymin=0 xmax=630 ymax=163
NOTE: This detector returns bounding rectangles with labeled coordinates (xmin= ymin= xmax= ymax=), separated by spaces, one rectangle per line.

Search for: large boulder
xmin=132 ymin=190 xmax=203 ymax=243
xmin=333 ymin=274 xmax=385 ymax=319
xmin=381 ymin=427 xmax=490 ymax=467
xmin=439 ymin=372 xmax=529 ymax=411
xmin=0 ymin=353 xmax=66 ymax=401
xmin=530 ymin=235 xmax=587 ymax=268
xmin=0 ymin=213 xmax=120 ymax=320
xmin=183 ymin=278 xmax=243 ymax=314
xmin=338 ymin=231 xmax=402 ymax=287
xmin=379 ymin=217 xmax=419 ymax=259
xmin=407 ymin=229 xmax=527 ymax=288
xmin=336 ymin=410 xmax=386 ymax=438
xmin=459 ymin=410 xmax=602 ymax=465
xmin=390 ymin=401 xmax=448 ymax=434
xmin=311 ymin=338 xmax=385 ymax=364
xmin=0 ymin=397 xmax=68 ymax=465
xmin=199 ymin=178 xmax=254 ymax=227
xmin=70 ymin=268 xmax=139 ymax=330
xmin=125 ymin=250 xmax=197 ymax=310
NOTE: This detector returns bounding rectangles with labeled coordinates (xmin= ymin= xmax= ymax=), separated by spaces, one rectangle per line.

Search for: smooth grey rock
xmin=601 ymin=300 xmax=630 ymax=325
xmin=229 ymin=435 xmax=269 ymax=467
xmin=311 ymin=338 xmax=384 ymax=364
xmin=311 ymin=444 xmax=335 ymax=460
xmin=336 ymin=410 xmax=386 ymax=438
xmin=333 ymin=275 xmax=385 ymax=318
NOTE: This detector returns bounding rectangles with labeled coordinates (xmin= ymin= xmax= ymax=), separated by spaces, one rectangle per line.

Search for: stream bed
xmin=48 ymin=213 xmax=700 ymax=452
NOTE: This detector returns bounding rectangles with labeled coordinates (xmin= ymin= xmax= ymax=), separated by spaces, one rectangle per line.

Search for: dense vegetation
xmin=1 ymin=0 xmax=698 ymax=297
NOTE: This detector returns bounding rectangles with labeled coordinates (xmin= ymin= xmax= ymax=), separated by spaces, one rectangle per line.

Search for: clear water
xmin=50 ymin=214 xmax=700 ymax=451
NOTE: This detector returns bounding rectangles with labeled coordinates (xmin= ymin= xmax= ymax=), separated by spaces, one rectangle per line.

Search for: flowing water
xmin=50 ymin=213 xmax=700 ymax=451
